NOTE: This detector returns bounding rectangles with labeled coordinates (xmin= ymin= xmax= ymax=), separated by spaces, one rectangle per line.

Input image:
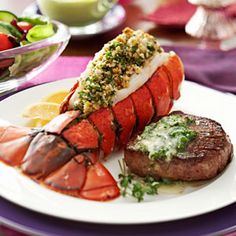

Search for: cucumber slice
xmin=0 ymin=22 xmax=22 ymax=39
xmin=18 ymin=16 xmax=48 ymax=26
xmin=0 ymin=10 xmax=17 ymax=23
xmin=26 ymin=23 xmax=54 ymax=42
xmin=0 ymin=25 xmax=10 ymax=35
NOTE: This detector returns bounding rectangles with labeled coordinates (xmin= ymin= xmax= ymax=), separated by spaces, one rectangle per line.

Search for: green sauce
xmin=132 ymin=114 xmax=197 ymax=161
xmin=37 ymin=0 xmax=116 ymax=26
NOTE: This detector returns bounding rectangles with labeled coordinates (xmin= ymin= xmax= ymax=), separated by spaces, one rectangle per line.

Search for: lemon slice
xmin=22 ymin=102 xmax=60 ymax=121
xmin=41 ymin=89 xmax=69 ymax=104
xmin=27 ymin=119 xmax=50 ymax=128
xmin=22 ymin=90 xmax=69 ymax=127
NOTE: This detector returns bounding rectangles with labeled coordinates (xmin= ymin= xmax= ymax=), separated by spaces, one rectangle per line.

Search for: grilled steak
xmin=124 ymin=112 xmax=233 ymax=181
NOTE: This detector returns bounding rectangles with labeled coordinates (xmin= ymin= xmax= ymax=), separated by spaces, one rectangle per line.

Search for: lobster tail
xmin=43 ymin=151 xmax=120 ymax=200
xmin=0 ymin=116 xmax=120 ymax=201
xmin=0 ymin=29 xmax=185 ymax=201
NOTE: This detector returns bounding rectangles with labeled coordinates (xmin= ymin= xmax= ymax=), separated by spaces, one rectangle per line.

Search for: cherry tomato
xmin=0 ymin=58 xmax=15 ymax=69
xmin=0 ymin=33 xmax=14 ymax=51
xmin=17 ymin=21 xmax=33 ymax=32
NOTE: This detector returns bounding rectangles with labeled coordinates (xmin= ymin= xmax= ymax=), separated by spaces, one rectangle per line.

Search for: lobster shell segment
xmin=146 ymin=66 xmax=172 ymax=117
xmin=44 ymin=110 xmax=80 ymax=134
xmin=0 ymin=136 xmax=32 ymax=166
xmin=131 ymin=85 xmax=154 ymax=132
xmin=60 ymin=81 xmax=79 ymax=114
xmin=0 ymin=125 xmax=31 ymax=143
xmin=22 ymin=133 xmax=76 ymax=180
xmin=112 ymin=97 xmax=136 ymax=147
xmin=0 ymin=124 xmax=33 ymax=166
xmin=79 ymin=162 xmax=120 ymax=201
xmin=89 ymin=108 xmax=116 ymax=157
xmin=83 ymin=151 xmax=100 ymax=164
xmin=163 ymin=54 xmax=184 ymax=100
xmin=63 ymin=119 xmax=100 ymax=152
xmin=44 ymin=154 xmax=87 ymax=197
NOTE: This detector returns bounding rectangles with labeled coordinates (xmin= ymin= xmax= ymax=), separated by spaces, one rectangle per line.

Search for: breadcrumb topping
xmin=74 ymin=27 xmax=162 ymax=114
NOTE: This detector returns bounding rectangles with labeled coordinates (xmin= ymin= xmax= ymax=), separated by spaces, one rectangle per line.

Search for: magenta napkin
xmin=142 ymin=0 xmax=196 ymax=28
xmin=18 ymin=56 xmax=92 ymax=91
xmin=142 ymin=0 xmax=236 ymax=29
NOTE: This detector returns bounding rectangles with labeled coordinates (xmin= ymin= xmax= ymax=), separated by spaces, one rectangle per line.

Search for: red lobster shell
xmin=0 ymin=54 xmax=184 ymax=201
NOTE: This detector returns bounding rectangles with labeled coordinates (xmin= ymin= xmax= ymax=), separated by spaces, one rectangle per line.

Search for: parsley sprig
xmin=118 ymin=159 xmax=161 ymax=202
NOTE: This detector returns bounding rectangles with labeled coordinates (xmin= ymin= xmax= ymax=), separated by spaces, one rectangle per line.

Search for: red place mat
xmin=142 ymin=0 xmax=236 ymax=29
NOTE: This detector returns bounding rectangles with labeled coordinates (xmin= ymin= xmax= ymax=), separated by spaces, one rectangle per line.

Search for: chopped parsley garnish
xmin=118 ymin=159 xmax=161 ymax=202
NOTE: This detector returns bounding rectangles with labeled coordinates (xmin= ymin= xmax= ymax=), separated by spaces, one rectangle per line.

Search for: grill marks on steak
xmin=124 ymin=113 xmax=233 ymax=181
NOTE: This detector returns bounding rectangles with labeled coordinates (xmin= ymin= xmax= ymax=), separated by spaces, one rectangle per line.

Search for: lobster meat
xmin=0 ymin=29 xmax=184 ymax=201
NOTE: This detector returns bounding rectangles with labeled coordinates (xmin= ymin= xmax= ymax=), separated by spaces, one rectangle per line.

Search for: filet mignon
xmin=124 ymin=112 xmax=233 ymax=181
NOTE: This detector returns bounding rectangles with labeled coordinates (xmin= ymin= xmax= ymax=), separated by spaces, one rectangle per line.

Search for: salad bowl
xmin=0 ymin=13 xmax=70 ymax=95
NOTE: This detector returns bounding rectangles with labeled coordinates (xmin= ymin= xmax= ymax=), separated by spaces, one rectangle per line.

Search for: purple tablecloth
xmin=164 ymin=45 xmax=236 ymax=94
xmin=0 ymin=197 xmax=236 ymax=236
xmin=1 ymin=45 xmax=236 ymax=235
xmin=16 ymin=45 xmax=236 ymax=95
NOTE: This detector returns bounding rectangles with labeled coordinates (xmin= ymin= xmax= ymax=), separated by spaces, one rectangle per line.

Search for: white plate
xmin=0 ymin=79 xmax=236 ymax=224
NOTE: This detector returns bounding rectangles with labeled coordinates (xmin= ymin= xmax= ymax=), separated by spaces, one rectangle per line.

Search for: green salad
xmin=0 ymin=11 xmax=57 ymax=81
xmin=0 ymin=10 xmax=55 ymax=50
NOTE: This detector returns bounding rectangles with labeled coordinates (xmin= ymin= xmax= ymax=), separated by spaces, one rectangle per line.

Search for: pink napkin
xmin=142 ymin=0 xmax=236 ymax=28
xmin=0 ymin=225 xmax=27 ymax=236
xmin=18 ymin=56 xmax=92 ymax=91
xmin=118 ymin=0 xmax=133 ymax=4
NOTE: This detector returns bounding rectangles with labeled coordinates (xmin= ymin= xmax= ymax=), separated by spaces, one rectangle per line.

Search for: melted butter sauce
xmin=158 ymin=180 xmax=210 ymax=194
xmin=131 ymin=114 xmax=197 ymax=161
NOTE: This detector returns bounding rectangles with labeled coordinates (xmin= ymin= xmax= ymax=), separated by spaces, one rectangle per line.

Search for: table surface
xmin=1 ymin=0 xmax=236 ymax=235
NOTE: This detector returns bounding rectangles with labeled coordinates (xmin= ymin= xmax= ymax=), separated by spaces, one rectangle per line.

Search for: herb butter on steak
xmin=124 ymin=112 xmax=233 ymax=181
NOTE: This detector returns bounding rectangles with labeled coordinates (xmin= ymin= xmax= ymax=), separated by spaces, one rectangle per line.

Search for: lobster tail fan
xmin=0 ymin=122 xmax=33 ymax=166
xmin=79 ymin=162 xmax=120 ymax=201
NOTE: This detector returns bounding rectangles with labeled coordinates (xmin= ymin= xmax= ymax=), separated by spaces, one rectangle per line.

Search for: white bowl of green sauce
xmin=37 ymin=0 xmax=118 ymax=26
